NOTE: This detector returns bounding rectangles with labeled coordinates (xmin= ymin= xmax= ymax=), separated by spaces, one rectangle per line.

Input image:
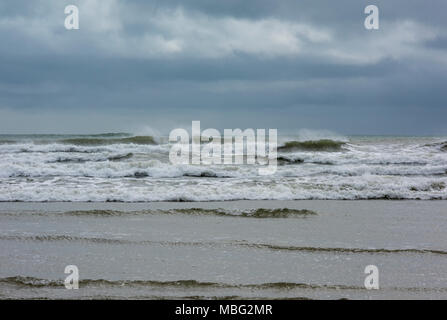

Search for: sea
xmin=1 ymin=133 xmax=446 ymax=299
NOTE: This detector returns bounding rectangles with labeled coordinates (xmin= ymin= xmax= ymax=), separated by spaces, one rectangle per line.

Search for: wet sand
xmin=1 ymin=200 xmax=446 ymax=299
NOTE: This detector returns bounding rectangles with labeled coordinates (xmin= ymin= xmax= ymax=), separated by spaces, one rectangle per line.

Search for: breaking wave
xmin=2 ymin=235 xmax=445 ymax=256
xmin=170 ymin=208 xmax=317 ymax=218
xmin=278 ymin=140 xmax=345 ymax=152
xmin=0 ymin=276 xmax=361 ymax=291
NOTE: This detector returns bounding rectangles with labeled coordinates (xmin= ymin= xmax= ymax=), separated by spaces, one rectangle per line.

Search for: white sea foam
xmin=0 ymin=135 xmax=446 ymax=201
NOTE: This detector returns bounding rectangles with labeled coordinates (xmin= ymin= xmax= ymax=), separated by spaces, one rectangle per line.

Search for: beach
xmin=1 ymin=200 xmax=446 ymax=299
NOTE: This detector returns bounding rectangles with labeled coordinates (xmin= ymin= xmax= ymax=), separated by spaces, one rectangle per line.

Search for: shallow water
xmin=1 ymin=200 xmax=446 ymax=299
xmin=0 ymin=134 xmax=446 ymax=201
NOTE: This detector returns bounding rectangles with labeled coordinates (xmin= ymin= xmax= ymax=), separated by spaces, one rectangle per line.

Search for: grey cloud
xmin=0 ymin=0 xmax=446 ymax=135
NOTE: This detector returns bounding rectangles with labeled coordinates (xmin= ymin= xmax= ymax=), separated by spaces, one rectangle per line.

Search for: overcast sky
xmin=0 ymin=0 xmax=446 ymax=135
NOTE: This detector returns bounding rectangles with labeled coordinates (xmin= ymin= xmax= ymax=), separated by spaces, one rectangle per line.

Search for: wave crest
xmin=60 ymin=136 xmax=156 ymax=146
xmin=278 ymin=140 xmax=345 ymax=152
xmin=0 ymin=276 xmax=360 ymax=291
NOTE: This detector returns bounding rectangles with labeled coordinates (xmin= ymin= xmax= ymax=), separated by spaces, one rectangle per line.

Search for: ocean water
xmin=1 ymin=201 xmax=447 ymax=299
xmin=1 ymin=136 xmax=446 ymax=299
xmin=0 ymin=134 xmax=446 ymax=202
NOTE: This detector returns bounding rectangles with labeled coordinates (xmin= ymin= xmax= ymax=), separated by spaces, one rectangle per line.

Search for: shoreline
xmin=1 ymin=198 xmax=447 ymax=210
xmin=1 ymin=200 xmax=447 ymax=299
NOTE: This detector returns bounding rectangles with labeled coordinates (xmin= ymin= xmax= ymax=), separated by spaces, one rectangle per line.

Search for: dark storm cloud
xmin=0 ymin=0 xmax=446 ymax=134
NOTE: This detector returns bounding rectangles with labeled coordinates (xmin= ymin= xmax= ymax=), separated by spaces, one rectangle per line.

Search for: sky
xmin=0 ymin=0 xmax=446 ymax=135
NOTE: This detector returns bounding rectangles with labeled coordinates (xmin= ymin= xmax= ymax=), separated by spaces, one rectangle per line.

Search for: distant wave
xmin=277 ymin=156 xmax=336 ymax=165
xmin=244 ymin=244 xmax=447 ymax=255
xmin=60 ymin=136 xmax=156 ymax=146
xmin=15 ymin=147 xmax=110 ymax=154
xmin=277 ymin=156 xmax=304 ymax=165
xmin=0 ymin=140 xmax=15 ymax=145
xmin=0 ymin=133 xmax=131 ymax=144
xmin=278 ymin=140 xmax=345 ymax=152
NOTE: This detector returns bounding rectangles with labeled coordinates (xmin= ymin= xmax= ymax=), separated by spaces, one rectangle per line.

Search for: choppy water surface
xmin=0 ymin=134 xmax=446 ymax=201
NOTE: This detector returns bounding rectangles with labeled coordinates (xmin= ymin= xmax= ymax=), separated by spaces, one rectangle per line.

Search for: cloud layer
xmin=0 ymin=0 xmax=446 ymax=134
